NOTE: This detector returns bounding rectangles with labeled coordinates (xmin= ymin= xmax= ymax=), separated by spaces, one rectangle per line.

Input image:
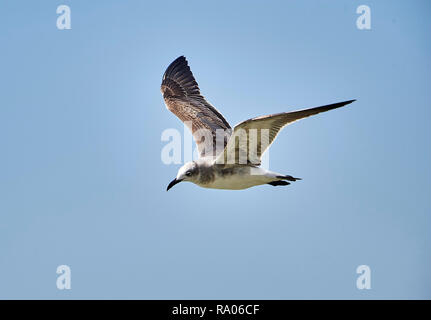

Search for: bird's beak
xmin=166 ymin=178 xmax=182 ymax=191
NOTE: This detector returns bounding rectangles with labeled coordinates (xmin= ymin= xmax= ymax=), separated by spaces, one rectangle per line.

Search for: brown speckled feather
xmin=161 ymin=56 xmax=231 ymax=158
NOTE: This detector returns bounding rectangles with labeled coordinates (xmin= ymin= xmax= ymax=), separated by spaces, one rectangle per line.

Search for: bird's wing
xmin=215 ymin=100 xmax=355 ymax=165
xmin=161 ymin=56 xmax=231 ymax=159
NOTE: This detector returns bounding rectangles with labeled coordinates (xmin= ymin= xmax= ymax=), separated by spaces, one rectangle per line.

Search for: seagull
xmin=161 ymin=56 xmax=355 ymax=191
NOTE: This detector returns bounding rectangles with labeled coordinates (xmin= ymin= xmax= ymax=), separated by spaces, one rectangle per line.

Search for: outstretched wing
xmin=215 ymin=100 xmax=355 ymax=165
xmin=161 ymin=56 xmax=231 ymax=158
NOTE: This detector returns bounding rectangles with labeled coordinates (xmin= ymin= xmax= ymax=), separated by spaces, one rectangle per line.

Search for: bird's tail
xmin=277 ymin=175 xmax=301 ymax=182
xmin=267 ymin=175 xmax=301 ymax=187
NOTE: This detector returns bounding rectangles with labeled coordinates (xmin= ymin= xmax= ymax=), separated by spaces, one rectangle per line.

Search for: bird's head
xmin=166 ymin=161 xmax=198 ymax=191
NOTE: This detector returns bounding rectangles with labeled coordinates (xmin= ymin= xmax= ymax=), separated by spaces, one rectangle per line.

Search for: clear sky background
xmin=0 ymin=0 xmax=430 ymax=299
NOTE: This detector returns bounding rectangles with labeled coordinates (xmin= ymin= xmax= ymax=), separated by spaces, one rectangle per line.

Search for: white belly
xmin=198 ymin=167 xmax=275 ymax=190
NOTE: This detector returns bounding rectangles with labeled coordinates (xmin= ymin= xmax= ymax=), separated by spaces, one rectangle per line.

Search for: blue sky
xmin=0 ymin=0 xmax=430 ymax=299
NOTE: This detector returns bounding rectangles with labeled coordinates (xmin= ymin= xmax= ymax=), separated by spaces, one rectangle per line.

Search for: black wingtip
xmin=344 ymin=99 xmax=356 ymax=105
xmin=161 ymin=55 xmax=200 ymax=97
xmin=164 ymin=56 xmax=188 ymax=76
xmin=173 ymin=55 xmax=186 ymax=63
xmin=312 ymin=99 xmax=356 ymax=114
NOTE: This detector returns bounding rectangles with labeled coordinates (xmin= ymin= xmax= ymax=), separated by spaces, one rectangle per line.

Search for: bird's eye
xmin=185 ymin=171 xmax=192 ymax=176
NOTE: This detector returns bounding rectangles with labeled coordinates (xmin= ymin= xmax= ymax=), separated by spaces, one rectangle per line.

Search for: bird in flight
xmin=161 ymin=56 xmax=355 ymax=191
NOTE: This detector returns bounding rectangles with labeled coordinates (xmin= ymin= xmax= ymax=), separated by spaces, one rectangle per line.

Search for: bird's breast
xmin=197 ymin=166 xmax=271 ymax=190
